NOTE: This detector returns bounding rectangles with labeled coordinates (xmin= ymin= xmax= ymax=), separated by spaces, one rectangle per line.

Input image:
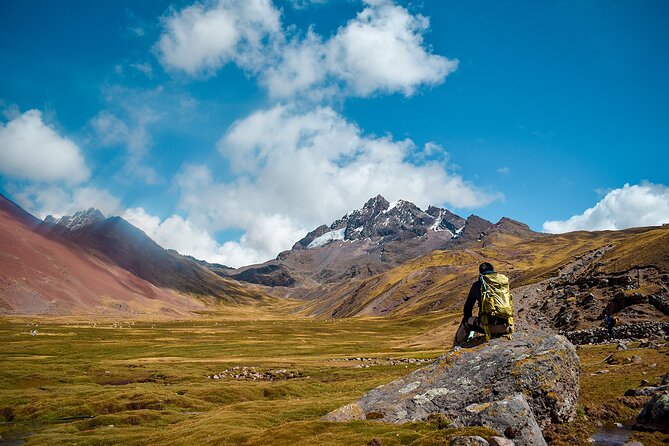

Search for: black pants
xmin=454 ymin=316 xmax=511 ymax=345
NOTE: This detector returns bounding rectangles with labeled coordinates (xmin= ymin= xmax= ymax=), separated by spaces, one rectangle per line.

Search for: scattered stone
xmin=329 ymin=357 xmax=435 ymax=367
xmin=635 ymin=392 xmax=669 ymax=433
xmin=207 ymin=367 xmax=302 ymax=381
xmin=578 ymin=293 xmax=595 ymax=307
xmin=638 ymin=339 xmax=655 ymax=348
xmin=622 ymin=442 xmax=645 ymax=446
xmin=603 ymin=292 xmax=647 ymax=316
xmin=367 ymin=438 xmax=383 ymax=446
xmin=449 ymin=436 xmax=489 ymax=446
xmin=616 ymin=341 xmax=628 ymax=350
xmin=625 ymin=385 xmax=669 ymax=397
xmin=553 ymin=307 xmax=579 ymax=329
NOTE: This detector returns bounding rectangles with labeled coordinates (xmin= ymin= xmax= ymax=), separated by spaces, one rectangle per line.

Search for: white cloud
xmin=122 ymin=206 xmax=302 ymax=268
xmin=122 ymin=207 xmax=225 ymax=260
xmin=156 ymin=0 xmax=457 ymax=99
xmin=543 ymin=183 xmax=669 ymax=233
xmin=169 ymin=105 xmax=499 ymax=266
xmin=156 ymin=0 xmax=281 ymax=75
xmin=326 ymin=1 xmax=457 ymax=97
xmin=0 ymin=110 xmax=90 ymax=184
xmin=13 ymin=185 xmax=122 ymax=219
xmin=263 ymin=1 xmax=457 ymax=98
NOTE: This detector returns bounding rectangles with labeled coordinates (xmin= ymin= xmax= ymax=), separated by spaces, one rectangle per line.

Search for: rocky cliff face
xmin=324 ymin=331 xmax=580 ymax=446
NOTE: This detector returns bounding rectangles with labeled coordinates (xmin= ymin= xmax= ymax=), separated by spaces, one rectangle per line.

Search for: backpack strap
xmin=479 ymin=275 xmax=492 ymax=341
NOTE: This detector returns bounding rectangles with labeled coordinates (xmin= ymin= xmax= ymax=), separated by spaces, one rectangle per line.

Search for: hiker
xmin=454 ymin=262 xmax=514 ymax=345
xmin=603 ymin=313 xmax=616 ymax=338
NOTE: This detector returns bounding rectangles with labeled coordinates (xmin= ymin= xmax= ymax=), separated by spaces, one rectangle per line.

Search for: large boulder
xmin=635 ymin=392 xmax=669 ymax=433
xmin=324 ymin=331 xmax=579 ymax=445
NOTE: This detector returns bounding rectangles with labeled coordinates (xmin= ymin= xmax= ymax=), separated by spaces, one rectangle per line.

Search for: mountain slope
xmin=0 ymin=194 xmax=207 ymax=316
xmin=51 ymin=216 xmax=261 ymax=302
xmin=298 ymin=223 xmax=669 ymax=324
xmin=0 ymin=194 xmax=266 ymax=316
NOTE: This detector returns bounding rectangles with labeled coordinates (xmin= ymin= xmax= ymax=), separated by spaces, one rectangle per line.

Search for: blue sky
xmin=1 ymin=0 xmax=668 ymax=267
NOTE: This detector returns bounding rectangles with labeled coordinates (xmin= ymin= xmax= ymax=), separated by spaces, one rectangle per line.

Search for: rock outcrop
xmin=324 ymin=331 xmax=579 ymax=446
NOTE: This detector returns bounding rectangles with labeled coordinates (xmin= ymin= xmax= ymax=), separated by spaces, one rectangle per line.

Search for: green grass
xmin=1 ymin=313 xmax=667 ymax=445
xmin=544 ymin=342 xmax=669 ymax=446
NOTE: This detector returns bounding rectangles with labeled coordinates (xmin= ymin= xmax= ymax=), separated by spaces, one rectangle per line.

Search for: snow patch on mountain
xmin=308 ymin=228 xmax=346 ymax=248
xmin=429 ymin=209 xmax=452 ymax=233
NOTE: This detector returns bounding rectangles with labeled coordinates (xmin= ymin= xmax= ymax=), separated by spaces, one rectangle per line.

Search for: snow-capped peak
xmin=293 ymin=196 xmax=474 ymax=251
xmin=44 ymin=208 xmax=105 ymax=231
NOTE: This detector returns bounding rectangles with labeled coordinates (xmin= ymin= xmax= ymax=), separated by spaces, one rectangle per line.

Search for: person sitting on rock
xmin=454 ymin=262 xmax=515 ymax=345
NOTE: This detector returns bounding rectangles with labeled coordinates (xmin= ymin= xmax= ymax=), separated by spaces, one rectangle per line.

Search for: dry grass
xmin=2 ymin=312 xmax=667 ymax=445
xmin=0 ymin=312 xmax=465 ymax=445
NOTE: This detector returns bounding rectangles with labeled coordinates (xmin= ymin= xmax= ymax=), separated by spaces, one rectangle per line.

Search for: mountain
xmin=0 ymin=194 xmax=263 ymax=316
xmin=43 ymin=208 xmax=105 ymax=231
xmin=298 ymin=221 xmax=669 ymax=324
xmin=292 ymin=195 xmax=466 ymax=250
xmin=0 ymin=194 xmax=205 ymax=316
xmin=40 ymin=209 xmax=262 ymax=303
xmin=225 ymin=195 xmax=542 ymax=293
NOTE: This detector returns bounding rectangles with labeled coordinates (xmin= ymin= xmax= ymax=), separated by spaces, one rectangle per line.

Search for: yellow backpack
xmin=480 ymin=272 xmax=514 ymax=340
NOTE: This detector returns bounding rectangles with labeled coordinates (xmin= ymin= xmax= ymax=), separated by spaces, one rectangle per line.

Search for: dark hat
xmin=479 ymin=262 xmax=495 ymax=274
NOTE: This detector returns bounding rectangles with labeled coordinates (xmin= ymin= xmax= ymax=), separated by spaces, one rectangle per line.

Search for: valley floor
xmin=0 ymin=312 xmax=667 ymax=446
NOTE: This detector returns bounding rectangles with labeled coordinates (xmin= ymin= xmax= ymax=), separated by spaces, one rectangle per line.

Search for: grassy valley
xmin=1 ymin=309 xmax=667 ymax=445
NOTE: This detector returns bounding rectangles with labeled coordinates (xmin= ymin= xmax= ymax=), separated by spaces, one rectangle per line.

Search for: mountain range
xmin=1 ymin=192 xmax=668 ymax=332
xmin=226 ymin=195 xmax=540 ymax=292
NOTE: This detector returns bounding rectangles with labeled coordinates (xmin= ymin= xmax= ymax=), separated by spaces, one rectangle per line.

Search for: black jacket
xmin=463 ymin=279 xmax=481 ymax=320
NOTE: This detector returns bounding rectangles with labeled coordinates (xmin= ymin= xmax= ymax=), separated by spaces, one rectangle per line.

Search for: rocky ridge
xmin=293 ymin=195 xmax=467 ymax=250
xmin=44 ymin=208 xmax=105 ymax=231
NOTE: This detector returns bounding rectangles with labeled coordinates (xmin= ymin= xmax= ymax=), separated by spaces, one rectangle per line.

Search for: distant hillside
xmin=296 ymin=223 xmax=669 ymax=328
xmin=0 ymin=194 xmax=265 ymax=316
xmin=43 ymin=215 xmax=261 ymax=302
